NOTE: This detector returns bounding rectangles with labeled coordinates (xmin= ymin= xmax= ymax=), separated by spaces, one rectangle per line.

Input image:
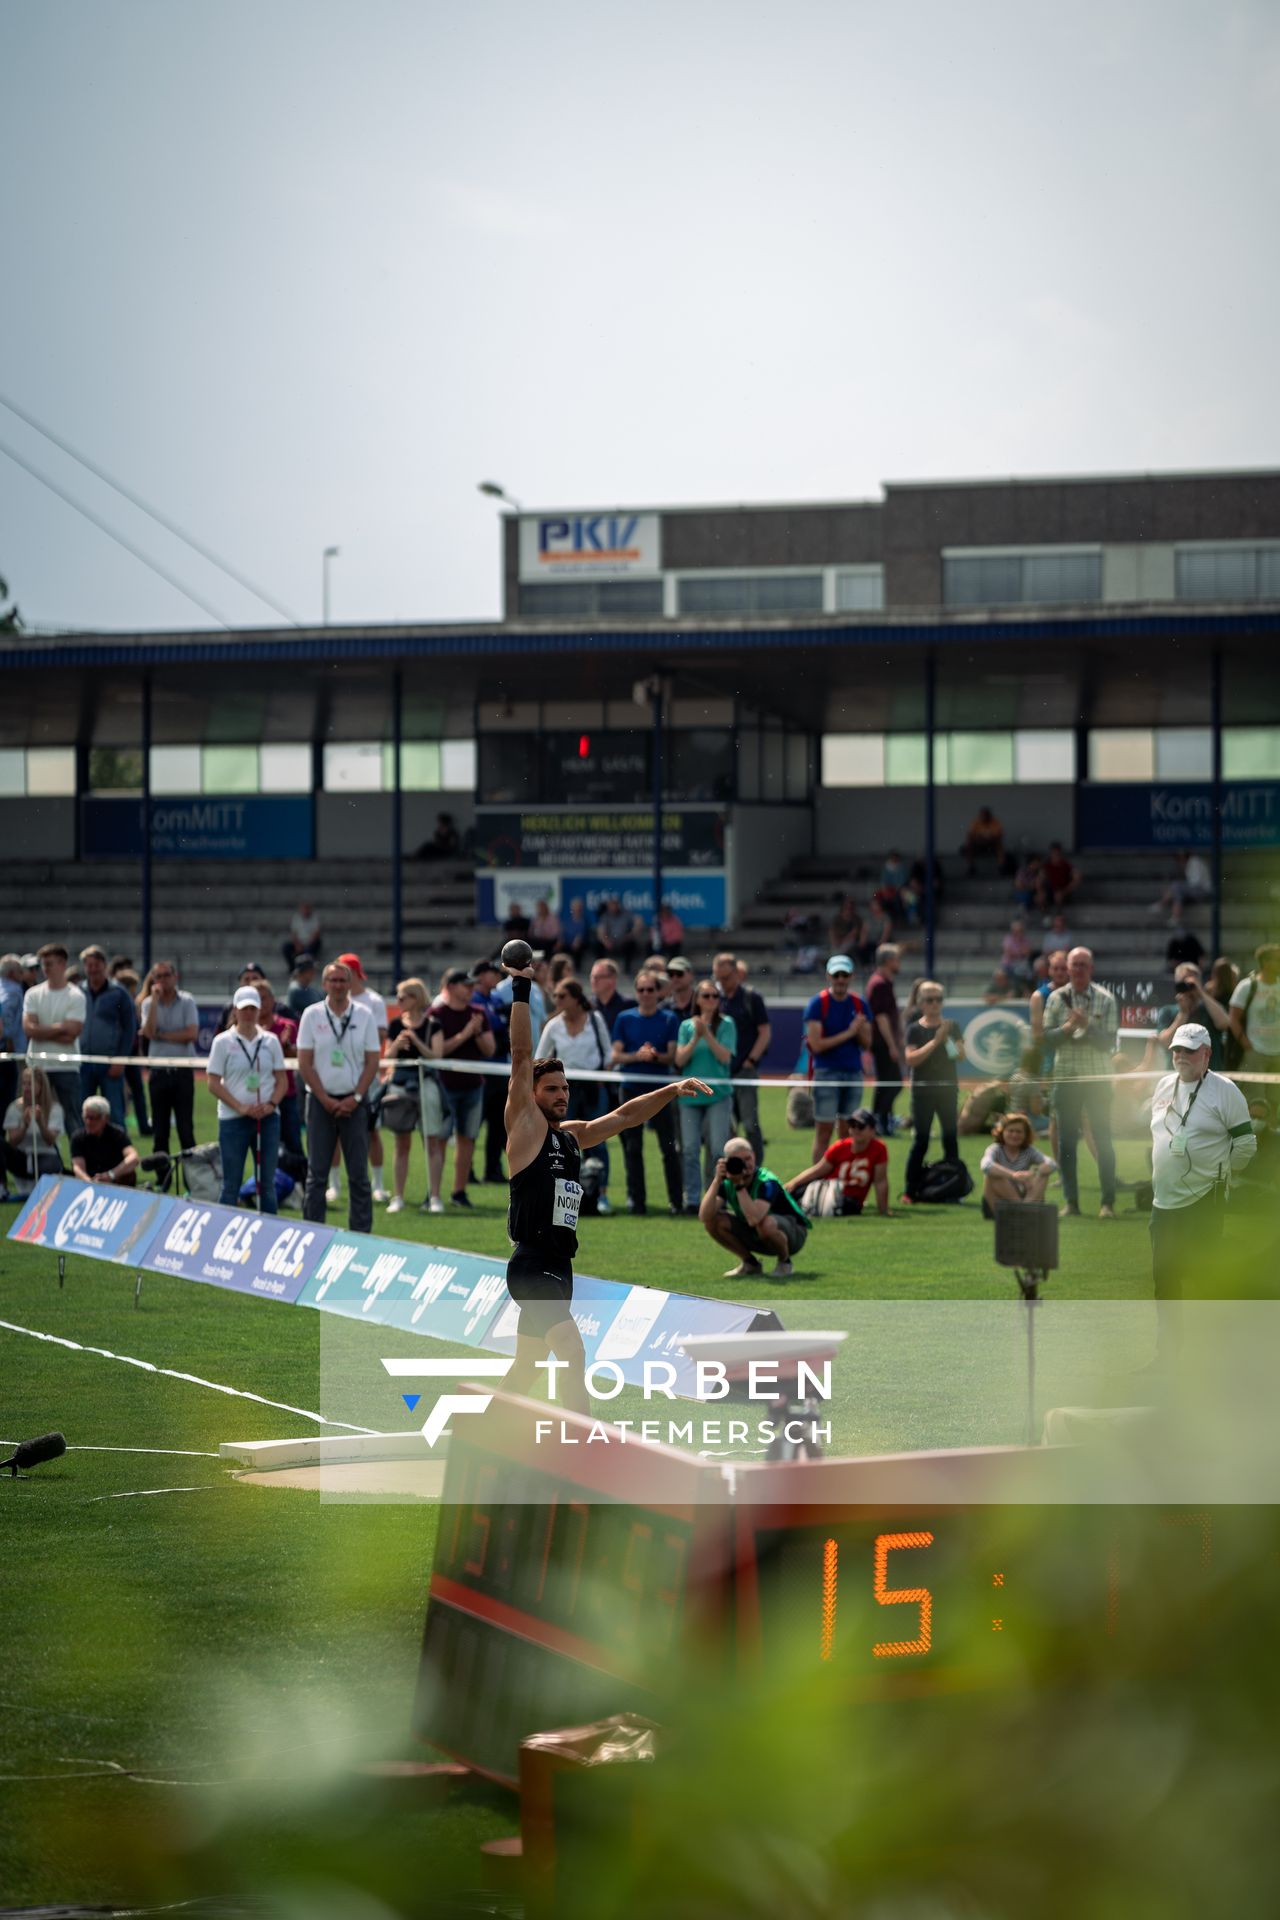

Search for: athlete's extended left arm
xmin=566 ymin=1077 xmax=712 ymax=1149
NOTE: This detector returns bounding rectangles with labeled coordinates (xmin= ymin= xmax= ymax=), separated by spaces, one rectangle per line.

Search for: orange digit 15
xmin=872 ymin=1531 xmax=934 ymax=1658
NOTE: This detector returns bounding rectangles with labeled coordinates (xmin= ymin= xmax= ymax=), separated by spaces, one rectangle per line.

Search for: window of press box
xmin=677 ymin=573 xmax=824 ymax=616
xmin=943 ymin=551 xmax=1102 ymax=607
xmin=519 ymin=579 xmax=664 ymax=618
xmin=1175 ymin=546 xmax=1280 ymax=602
xmin=1223 ymin=728 xmax=1280 ymax=778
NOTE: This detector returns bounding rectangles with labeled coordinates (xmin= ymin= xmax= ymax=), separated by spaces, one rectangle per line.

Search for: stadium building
xmin=3 ymin=466 xmax=1278 ymax=1030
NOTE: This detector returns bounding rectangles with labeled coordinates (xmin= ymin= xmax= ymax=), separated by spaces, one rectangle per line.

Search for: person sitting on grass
xmin=71 ymin=1095 xmax=140 ymax=1186
xmin=785 ymin=1108 xmax=890 ymax=1218
xmin=980 ymin=1111 xmax=1056 ymax=1217
xmin=698 ymin=1136 xmax=810 ymax=1280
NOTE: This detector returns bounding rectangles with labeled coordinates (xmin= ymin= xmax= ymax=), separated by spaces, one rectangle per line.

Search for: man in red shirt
xmin=785 ymin=1110 xmax=890 ymax=1217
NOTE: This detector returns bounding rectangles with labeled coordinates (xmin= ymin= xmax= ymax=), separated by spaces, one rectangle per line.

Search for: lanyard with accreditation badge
xmin=1163 ymin=1073 xmax=1204 ymax=1157
xmin=235 ymin=1034 xmax=264 ymax=1092
xmin=325 ymin=1005 xmax=353 ymax=1069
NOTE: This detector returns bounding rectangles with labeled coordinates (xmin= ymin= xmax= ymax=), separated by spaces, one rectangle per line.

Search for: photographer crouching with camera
xmin=698 ymin=1136 xmax=810 ymax=1280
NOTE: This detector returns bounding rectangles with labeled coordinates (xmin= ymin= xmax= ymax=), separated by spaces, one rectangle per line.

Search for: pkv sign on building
xmin=518 ymin=512 xmax=661 ymax=579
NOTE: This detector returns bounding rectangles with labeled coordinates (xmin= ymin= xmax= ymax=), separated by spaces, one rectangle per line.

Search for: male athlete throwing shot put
xmin=501 ymin=950 xmax=711 ymax=1414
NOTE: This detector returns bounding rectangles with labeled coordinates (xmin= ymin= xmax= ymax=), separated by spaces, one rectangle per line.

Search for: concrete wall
xmin=316 ymin=792 xmax=477 ymax=859
xmin=0 ymin=798 xmax=76 ymax=860
xmin=813 ymin=783 xmax=1075 ymax=860
xmin=726 ymin=804 xmax=814 ymax=920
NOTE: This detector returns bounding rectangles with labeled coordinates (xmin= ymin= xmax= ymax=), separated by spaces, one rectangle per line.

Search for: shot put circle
xmin=501 ymin=938 xmax=533 ymax=970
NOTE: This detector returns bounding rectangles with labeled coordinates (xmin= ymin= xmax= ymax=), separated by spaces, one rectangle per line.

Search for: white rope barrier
xmin=3 ymin=1049 xmax=1277 ymax=1088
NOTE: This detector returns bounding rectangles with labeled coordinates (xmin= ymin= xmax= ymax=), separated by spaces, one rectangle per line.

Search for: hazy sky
xmin=2 ymin=0 xmax=1278 ymax=634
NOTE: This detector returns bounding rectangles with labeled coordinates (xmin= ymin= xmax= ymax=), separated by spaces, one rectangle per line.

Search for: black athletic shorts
xmin=506 ymin=1246 xmax=575 ymax=1339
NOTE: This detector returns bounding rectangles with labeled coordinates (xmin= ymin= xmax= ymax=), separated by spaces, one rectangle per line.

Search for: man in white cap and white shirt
xmin=1148 ymin=1021 xmax=1256 ymax=1358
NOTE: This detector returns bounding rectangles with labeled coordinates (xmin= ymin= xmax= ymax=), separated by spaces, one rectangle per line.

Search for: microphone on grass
xmin=3 ymin=1433 xmax=67 ymax=1476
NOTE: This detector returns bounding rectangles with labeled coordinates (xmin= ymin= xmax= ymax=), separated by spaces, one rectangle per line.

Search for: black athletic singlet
xmin=507 ymin=1122 xmax=583 ymax=1265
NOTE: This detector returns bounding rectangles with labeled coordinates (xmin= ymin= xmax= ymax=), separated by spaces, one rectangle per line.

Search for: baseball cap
xmin=667 ymin=957 xmax=694 ymax=975
xmin=20 ymin=953 xmax=39 ymax=968
xmin=1171 ymin=1023 xmax=1211 ymax=1052
xmin=336 ymin=952 xmax=367 ymax=980
xmin=471 ymin=956 xmax=501 ymax=977
xmin=292 ymin=954 xmax=316 ymax=974
xmin=233 ymin=986 xmax=262 ymax=1010
xmin=826 ymin=954 xmax=854 ymax=976
xmin=443 ymin=966 xmax=473 ymax=987
xmin=239 ymin=961 xmax=264 ymax=978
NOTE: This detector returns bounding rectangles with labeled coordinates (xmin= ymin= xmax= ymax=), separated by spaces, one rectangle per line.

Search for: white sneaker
xmin=324 ymin=1184 xmax=341 ymax=1205
xmin=596 ymin=1195 xmax=612 ymax=1216
xmin=429 ymin=1195 xmax=445 ymax=1215
xmin=386 ymin=1196 xmax=404 ymax=1215
xmin=372 ymin=1186 xmax=389 ymax=1204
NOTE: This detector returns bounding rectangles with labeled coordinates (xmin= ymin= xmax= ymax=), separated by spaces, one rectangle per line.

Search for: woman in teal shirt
xmin=674 ymin=981 xmax=737 ymax=1209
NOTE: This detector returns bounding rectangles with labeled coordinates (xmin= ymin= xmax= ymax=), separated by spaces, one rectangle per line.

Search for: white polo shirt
xmin=206 ymin=1026 xmax=286 ymax=1123
xmin=1150 ymin=1069 xmax=1257 ymax=1210
xmin=297 ymin=997 xmax=379 ymax=1097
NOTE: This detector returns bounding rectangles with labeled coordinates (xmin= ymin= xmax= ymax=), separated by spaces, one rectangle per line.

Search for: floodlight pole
xmin=651 ymin=679 xmax=664 ymax=938
xmin=141 ymin=672 xmax=153 ymax=974
xmin=1210 ymin=645 xmax=1223 ymax=960
xmin=392 ymin=667 xmax=404 ymax=982
xmin=924 ymin=648 xmax=937 ymax=976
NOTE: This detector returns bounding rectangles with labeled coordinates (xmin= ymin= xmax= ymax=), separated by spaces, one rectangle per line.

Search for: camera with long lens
xmin=724 ymin=1153 xmax=748 ymax=1177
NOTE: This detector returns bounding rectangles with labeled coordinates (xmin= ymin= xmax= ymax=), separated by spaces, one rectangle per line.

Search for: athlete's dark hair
xmin=533 ymin=1057 xmax=566 ymax=1083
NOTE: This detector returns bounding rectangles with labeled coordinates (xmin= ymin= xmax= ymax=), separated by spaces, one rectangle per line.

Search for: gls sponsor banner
xmin=298 ymin=1234 xmax=510 ymax=1345
xmin=142 ymin=1201 xmax=330 ymax=1301
xmin=518 ymin=511 xmax=661 ymax=579
xmin=1076 ymin=779 xmax=1280 ymax=849
xmin=8 ymin=1176 xmax=170 ymax=1263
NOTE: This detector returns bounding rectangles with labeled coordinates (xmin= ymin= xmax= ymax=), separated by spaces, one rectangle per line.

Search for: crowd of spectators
xmin=3 ymin=831 xmax=1274 ymax=1252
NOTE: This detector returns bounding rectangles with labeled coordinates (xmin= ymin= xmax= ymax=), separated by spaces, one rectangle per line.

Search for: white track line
xmin=0 ymin=1318 xmax=378 ymax=1434
xmin=85 ymin=1485 xmax=217 ymax=1502
xmin=1 ymin=1440 xmax=220 ymax=1457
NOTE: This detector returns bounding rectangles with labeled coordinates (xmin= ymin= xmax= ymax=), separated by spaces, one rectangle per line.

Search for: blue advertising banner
xmin=8 ymin=1176 xmax=172 ymax=1263
xmin=298 ymin=1234 xmax=512 ymax=1344
xmin=1076 ymin=780 xmax=1280 ymax=849
xmin=141 ymin=1200 xmax=331 ymax=1302
xmin=8 ymin=1183 xmax=774 ymax=1393
xmin=561 ymin=872 xmax=726 ymax=924
xmin=81 ymin=794 xmax=314 ymax=860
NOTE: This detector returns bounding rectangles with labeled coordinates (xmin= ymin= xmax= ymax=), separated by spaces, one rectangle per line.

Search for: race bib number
xmin=552 ymin=1178 xmax=583 ymax=1231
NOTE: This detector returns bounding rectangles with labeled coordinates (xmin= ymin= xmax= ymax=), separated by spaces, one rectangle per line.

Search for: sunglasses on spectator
xmin=921 ymin=993 xmax=943 ymax=1002
xmin=697 ymin=990 xmax=720 ymax=1000
xmin=636 ymin=985 xmax=659 ymax=994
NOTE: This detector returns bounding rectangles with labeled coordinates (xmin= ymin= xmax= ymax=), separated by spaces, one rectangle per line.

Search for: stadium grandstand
xmin=3 ymin=465 xmax=1278 ymax=1024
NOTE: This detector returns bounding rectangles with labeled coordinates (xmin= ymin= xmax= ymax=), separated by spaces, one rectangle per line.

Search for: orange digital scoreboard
xmin=415 ymin=1394 xmax=1221 ymax=1785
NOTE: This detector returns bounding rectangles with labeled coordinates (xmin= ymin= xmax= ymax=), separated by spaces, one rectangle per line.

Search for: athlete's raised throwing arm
xmin=503 ymin=963 xmax=546 ymax=1176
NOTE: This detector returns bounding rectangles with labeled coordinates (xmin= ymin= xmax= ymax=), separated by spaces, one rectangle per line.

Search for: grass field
xmin=1 ymin=1085 xmax=1274 ymax=1910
